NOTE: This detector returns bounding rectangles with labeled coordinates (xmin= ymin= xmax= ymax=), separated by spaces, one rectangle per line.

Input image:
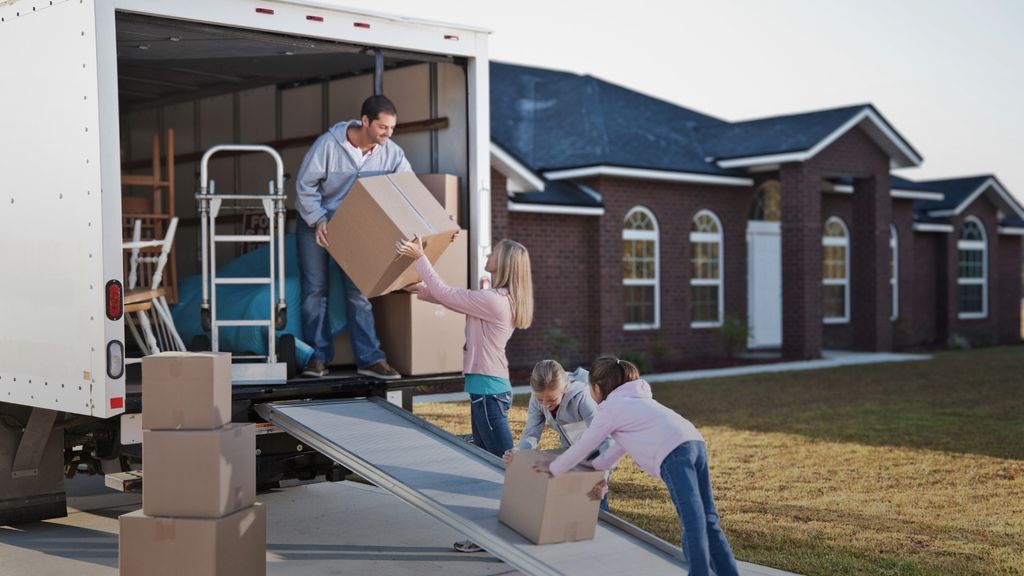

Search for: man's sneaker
xmin=301 ymin=359 xmax=328 ymax=378
xmin=357 ymin=360 xmax=401 ymax=380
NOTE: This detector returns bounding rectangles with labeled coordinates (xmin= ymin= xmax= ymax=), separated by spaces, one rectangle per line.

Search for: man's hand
xmin=315 ymin=221 xmax=330 ymax=248
xmin=395 ymin=235 xmax=425 ymax=259
xmin=588 ymin=479 xmax=608 ymax=502
xmin=503 ymin=449 xmax=518 ymax=466
xmin=532 ymin=460 xmax=552 ymax=477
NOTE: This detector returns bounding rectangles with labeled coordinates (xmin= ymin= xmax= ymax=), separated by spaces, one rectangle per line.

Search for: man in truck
xmin=294 ymin=94 xmax=410 ymax=379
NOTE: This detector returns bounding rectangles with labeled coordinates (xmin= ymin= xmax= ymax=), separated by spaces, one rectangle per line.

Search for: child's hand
xmin=532 ymin=460 xmax=552 ymax=477
xmin=588 ymin=479 xmax=608 ymax=502
xmin=402 ymin=282 xmax=424 ymax=293
xmin=503 ymin=449 xmax=518 ymax=466
xmin=395 ymin=235 xmax=425 ymax=259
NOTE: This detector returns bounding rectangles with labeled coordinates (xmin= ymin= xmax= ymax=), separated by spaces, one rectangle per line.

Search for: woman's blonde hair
xmin=530 ymin=359 xmax=567 ymax=392
xmin=491 ymin=239 xmax=533 ymax=329
xmin=589 ymin=356 xmax=641 ymax=401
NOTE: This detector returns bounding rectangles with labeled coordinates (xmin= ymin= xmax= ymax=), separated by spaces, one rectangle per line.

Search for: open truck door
xmin=0 ymin=0 xmax=124 ymax=523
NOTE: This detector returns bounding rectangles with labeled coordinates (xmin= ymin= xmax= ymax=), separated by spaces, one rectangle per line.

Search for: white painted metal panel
xmin=114 ymin=0 xmax=481 ymax=58
xmin=0 ymin=0 xmax=125 ymax=417
xmin=747 ymin=221 xmax=782 ymax=348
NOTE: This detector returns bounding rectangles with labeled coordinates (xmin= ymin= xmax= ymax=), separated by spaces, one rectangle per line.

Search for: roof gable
xmin=913 ymin=175 xmax=1024 ymax=221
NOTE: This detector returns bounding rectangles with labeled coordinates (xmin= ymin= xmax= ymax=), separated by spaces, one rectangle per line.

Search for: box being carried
xmin=326 ymin=173 xmax=460 ymax=298
xmin=499 ymin=450 xmax=605 ymax=545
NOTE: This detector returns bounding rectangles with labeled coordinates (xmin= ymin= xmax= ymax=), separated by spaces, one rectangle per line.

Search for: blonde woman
xmin=396 ymin=236 xmax=533 ymax=456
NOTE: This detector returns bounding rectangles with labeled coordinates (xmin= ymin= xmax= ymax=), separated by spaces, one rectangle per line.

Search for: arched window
xmin=623 ymin=207 xmax=659 ymax=329
xmin=890 ymin=224 xmax=899 ymax=321
xmin=822 ymin=217 xmax=850 ymax=323
xmin=958 ymin=217 xmax=987 ymax=318
xmin=690 ymin=210 xmax=724 ymax=327
xmin=750 ymin=181 xmax=781 ymax=222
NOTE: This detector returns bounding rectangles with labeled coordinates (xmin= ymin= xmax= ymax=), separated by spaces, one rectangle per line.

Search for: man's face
xmin=364 ymin=113 xmax=397 ymax=145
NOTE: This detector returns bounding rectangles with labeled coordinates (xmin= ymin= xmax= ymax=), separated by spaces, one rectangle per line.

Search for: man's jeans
xmin=469 ymin=392 xmax=514 ymax=457
xmin=295 ymin=221 xmax=385 ymax=368
xmin=660 ymin=441 xmax=740 ymax=576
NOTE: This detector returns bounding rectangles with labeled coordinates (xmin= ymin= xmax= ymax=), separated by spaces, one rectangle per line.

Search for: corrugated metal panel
xmin=256 ymin=397 xmax=686 ymax=575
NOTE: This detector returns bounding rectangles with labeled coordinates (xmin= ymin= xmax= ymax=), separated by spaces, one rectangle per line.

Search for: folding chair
xmin=123 ymin=217 xmax=185 ymax=356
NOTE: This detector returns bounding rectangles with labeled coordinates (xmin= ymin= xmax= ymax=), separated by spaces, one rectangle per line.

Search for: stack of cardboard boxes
xmin=119 ymin=352 xmax=266 ymax=576
xmin=329 ymin=173 xmax=468 ymax=375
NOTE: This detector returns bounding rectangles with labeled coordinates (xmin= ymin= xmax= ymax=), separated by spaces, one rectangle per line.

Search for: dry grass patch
xmin=415 ymin=346 xmax=1024 ymax=576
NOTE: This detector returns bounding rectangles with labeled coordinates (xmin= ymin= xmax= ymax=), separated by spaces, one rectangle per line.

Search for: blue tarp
xmin=171 ymin=234 xmax=347 ymax=369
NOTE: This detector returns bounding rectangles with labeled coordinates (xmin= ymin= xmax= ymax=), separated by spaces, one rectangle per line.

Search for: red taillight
xmin=255 ymin=7 xmax=274 ymax=15
xmin=307 ymin=15 xmax=323 ymax=22
xmin=444 ymin=34 xmax=459 ymax=41
xmin=106 ymin=280 xmax=123 ymax=321
xmin=110 ymin=396 xmax=124 ymax=410
xmin=353 ymin=22 xmax=370 ymax=29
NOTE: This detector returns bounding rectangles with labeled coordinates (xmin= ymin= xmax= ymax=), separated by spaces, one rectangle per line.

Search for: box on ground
xmin=418 ymin=173 xmax=460 ymax=220
xmin=142 ymin=423 xmax=255 ymax=518
xmin=325 ymin=173 xmax=460 ymax=298
xmin=372 ymin=293 xmax=465 ymax=375
xmin=119 ymin=503 xmax=266 ymax=576
xmin=141 ymin=352 xmax=232 ymax=431
xmin=499 ymin=449 xmax=605 ymax=545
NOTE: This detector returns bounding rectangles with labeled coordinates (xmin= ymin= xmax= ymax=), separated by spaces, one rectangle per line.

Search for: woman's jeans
xmin=660 ymin=441 xmax=739 ymax=576
xmin=469 ymin=392 xmax=514 ymax=457
xmin=295 ymin=220 xmax=384 ymax=367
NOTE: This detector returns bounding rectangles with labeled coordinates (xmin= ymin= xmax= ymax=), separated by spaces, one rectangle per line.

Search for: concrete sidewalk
xmin=414 ymin=350 xmax=931 ymax=404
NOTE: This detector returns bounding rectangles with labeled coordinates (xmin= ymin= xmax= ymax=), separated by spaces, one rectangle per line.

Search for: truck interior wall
xmin=119 ymin=62 xmax=468 ymax=278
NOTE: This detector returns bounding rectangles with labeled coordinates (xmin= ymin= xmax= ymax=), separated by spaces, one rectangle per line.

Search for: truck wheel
xmin=278 ymin=334 xmax=298 ymax=379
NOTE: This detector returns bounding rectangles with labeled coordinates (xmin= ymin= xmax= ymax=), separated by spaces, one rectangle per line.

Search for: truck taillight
xmin=354 ymin=22 xmax=370 ymax=29
xmin=107 ymin=340 xmax=124 ymax=379
xmin=106 ymin=280 xmax=123 ymax=320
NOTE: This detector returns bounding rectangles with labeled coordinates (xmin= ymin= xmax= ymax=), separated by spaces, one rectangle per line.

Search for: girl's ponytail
xmin=589 ymin=356 xmax=639 ymax=400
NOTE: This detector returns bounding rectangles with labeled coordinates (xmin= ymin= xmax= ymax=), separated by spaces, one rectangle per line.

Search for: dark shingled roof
xmin=694 ymin=105 xmax=870 ymax=161
xmin=510 ymin=180 xmax=603 ymax=208
xmin=490 ymin=61 xmax=740 ymax=176
xmin=912 ymin=176 xmax=994 ymax=214
xmin=890 ymin=175 xmax=944 ymax=193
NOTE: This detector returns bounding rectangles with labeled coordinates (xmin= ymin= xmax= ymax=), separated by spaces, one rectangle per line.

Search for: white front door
xmin=747 ymin=221 xmax=782 ymax=348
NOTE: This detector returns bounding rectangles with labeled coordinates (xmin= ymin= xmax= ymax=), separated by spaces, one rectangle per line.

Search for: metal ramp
xmin=255 ymin=397 xmax=686 ymax=575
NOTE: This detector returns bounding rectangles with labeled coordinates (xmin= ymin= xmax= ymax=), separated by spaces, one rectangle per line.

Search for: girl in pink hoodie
xmin=534 ymin=356 xmax=739 ymax=576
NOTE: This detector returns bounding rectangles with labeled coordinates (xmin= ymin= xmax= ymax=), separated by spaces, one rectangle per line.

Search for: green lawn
xmin=415 ymin=346 xmax=1024 ymax=576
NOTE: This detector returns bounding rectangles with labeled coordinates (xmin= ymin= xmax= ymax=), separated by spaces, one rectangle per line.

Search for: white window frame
xmin=890 ymin=224 xmax=899 ymax=321
xmin=690 ymin=210 xmax=724 ymax=328
xmin=623 ymin=206 xmax=660 ymax=330
xmin=822 ymin=216 xmax=851 ymax=324
xmin=957 ymin=216 xmax=988 ymax=320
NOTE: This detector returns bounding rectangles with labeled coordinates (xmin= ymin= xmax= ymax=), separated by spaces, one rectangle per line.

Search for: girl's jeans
xmin=660 ymin=441 xmax=739 ymax=576
xmin=469 ymin=392 xmax=514 ymax=457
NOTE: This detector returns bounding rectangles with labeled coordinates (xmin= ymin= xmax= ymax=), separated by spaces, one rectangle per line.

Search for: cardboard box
xmin=119 ymin=503 xmax=266 ymax=576
xmin=142 ymin=424 xmax=255 ymax=518
xmin=326 ymin=173 xmax=460 ymax=298
xmin=142 ymin=352 xmax=232 ymax=431
xmin=372 ymin=293 xmax=465 ymax=375
xmin=417 ymin=173 xmax=460 ymax=220
xmin=433 ymin=230 xmax=468 ymax=289
xmin=499 ymin=450 xmax=605 ymax=545
xmin=330 ymin=330 xmax=357 ymax=367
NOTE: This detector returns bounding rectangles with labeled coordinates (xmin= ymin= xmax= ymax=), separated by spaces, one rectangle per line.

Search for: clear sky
xmin=331 ymin=0 xmax=1024 ymax=203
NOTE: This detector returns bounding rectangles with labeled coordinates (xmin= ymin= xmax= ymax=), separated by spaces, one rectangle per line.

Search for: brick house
xmin=488 ymin=62 xmax=1024 ymax=368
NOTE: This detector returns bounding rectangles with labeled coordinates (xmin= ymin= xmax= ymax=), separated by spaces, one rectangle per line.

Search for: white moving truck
xmin=0 ymin=0 xmax=492 ymax=523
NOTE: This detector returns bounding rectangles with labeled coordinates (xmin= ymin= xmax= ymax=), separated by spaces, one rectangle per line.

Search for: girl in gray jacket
xmin=505 ymin=359 xmax=614 ymax=510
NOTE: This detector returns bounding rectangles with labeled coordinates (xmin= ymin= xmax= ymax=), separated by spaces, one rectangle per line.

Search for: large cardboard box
xmin=372 ymin=293 xmax=465 ymax=375
xmin=433 ymin=231 xmax=469 ymax=289
xmin=142 ymin=424 xmax=256 ymax=518
xmin=142 ymin=352 xmax=232 ymax=431
xmin=417 ymin=173 xmax=460 ymax=220
xmin=499 ymin=450 xmax=605 ymax=545
xmin=326 ymin=173 xmax=460 ymax=298
xmin=119 ymin=503 xmax=266 ymax=576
